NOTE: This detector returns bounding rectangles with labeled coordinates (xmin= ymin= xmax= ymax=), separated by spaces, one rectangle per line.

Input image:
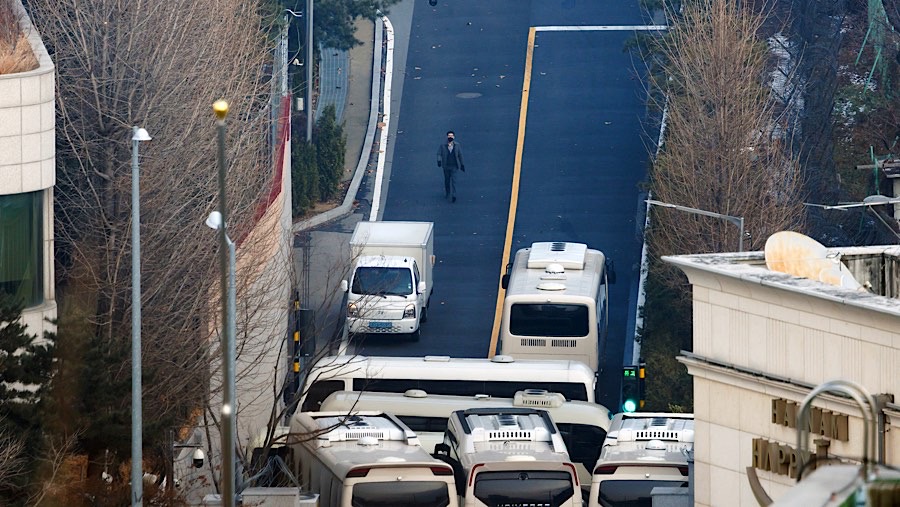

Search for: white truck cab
xmin=341 ymin=221 xmax=434 ymax=340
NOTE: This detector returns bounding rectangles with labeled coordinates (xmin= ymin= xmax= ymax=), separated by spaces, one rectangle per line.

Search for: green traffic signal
xmin=622 ymin=365 xmax=639 ymax=413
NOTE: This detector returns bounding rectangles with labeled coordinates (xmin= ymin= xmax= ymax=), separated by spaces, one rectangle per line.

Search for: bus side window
xmin=301 ymin=380 xmax=345 ymax=412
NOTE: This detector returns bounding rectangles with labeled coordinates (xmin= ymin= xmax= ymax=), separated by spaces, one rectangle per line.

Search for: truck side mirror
xmin=340 ymin=280 xmax=349 ymax=292
xmin=417 ymin=281 xmax=426 ymax=294
xmin=501 ymin=274 xmax=510 ymax=290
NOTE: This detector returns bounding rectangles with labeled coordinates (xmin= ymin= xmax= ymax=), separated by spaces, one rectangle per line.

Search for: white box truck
xmin=340 ymin=221 xmax=434 ymax=340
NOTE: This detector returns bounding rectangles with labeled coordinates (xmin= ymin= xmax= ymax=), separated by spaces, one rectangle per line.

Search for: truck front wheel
xmin=420 ymin=306 xmax=428 ymax=323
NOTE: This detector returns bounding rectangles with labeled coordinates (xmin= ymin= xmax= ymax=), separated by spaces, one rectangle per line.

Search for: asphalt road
xmin=345 ymin=0 xmax=656 ymax=410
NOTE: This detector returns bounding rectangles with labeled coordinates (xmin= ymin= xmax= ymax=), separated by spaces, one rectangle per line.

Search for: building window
xmin=0 ymin=191 xmax=43 ymax=307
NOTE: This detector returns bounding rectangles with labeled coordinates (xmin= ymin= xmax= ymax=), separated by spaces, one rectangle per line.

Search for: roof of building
xmin=663 ymin=245 xmax=900 ymax=318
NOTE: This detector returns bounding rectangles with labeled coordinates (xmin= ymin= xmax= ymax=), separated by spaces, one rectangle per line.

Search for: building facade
xmin=0 ymin=0 xmax=56 ymax=337
xmin=666 ymin=246 xmax=900 ymax=506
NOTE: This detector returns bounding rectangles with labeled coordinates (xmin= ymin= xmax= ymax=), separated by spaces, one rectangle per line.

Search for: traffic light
xmin=638 ymin=360 xmax=646 ymax=409
xmin=622 ymin=366 xmax=639 ymax=413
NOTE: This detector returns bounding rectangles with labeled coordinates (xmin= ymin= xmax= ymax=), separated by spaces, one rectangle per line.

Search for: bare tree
xmin=0 ymin=429 xmax=26 ymax=494
xmin=634 ymin=0 xmax=808 ymax=411
xmin=646 ymin=0 xmax=806 ymax=269
xmin=25 ymin=0 xmax=281 ymax=494
xmin=26 ymin=432 xmax=81 ymax=506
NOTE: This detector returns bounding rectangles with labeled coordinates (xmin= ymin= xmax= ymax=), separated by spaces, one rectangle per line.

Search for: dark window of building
xmin=0 ymin=191 xmax=43 ymax=307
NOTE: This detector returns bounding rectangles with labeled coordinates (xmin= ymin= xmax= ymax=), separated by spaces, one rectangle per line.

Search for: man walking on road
xmin=437 ymin=130 xmax=465 ymax=202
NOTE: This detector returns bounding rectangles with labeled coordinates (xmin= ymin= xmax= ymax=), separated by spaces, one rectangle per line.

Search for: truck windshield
xmin=352 ymin=481 xmax=450 ymax=507
xmin=351 ymin=267 xmax=413 ymax=296
xmin=474 ymin=470 xmax=575 ymax=507
xmin=509 ymin=304 xmax=589 ymax=337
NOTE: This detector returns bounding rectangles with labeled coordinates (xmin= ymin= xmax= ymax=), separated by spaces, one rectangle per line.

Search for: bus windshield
xmin=474 ymin=470 xmax=575 ymax=507
xmin=509 ymin=304 xmax=589 ymax=337
xmin=598 ymin=479 xmax=688 ymax=506
xmin=352 ymin=481 xmax=451 ymax=507
xmin=351 ymin=267 xmax=413 ymax=296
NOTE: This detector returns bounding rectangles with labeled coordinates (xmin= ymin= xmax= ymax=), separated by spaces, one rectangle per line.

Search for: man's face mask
xmin=447 ymin=137 xmax=454 ymax=143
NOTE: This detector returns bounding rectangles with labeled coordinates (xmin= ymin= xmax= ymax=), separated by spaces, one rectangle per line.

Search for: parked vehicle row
xmin=319 ymin=388 xmax=611 ymax=488
xmin=287 ymin=405 xmax=693 ymax=506
xmin=286 ymin=354 xmax=693 ymax=506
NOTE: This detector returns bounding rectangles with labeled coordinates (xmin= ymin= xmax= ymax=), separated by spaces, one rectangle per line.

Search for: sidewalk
xmin=294 ymin=18 xmax=380 ymax=232
xmin=316 ymin=18 xmax=373 ymax=182
xmin=341 ymin=19 xmax=375 ymax=184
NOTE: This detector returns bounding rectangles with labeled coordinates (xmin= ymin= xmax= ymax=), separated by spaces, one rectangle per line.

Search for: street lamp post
xmin=212 ymin=101 xmax=237 ymax=507
xmin=130 ymin=126 xmax=151 ymax=506
xmin=306 ymin=0 xmax=313 ymax=141
xmin=646 ymin=199 xmax=745 ymax=252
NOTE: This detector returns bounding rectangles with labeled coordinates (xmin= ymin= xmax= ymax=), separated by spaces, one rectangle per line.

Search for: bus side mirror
xmin=432 ymin=447 xmax=465 ymax=497
xmin=340 ymin=280 xmax=348 ymax=292
xmin=433 ymin=442 xmax=450 ymax=456
xmin=500 ymin=274 xmax=510 ymax=290
xmin=606 ymin=259 xmax=616 ymax=284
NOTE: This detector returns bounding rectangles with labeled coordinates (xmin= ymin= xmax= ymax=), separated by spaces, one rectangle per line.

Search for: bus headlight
xmin=348 ymin=302 xmax=358 ymax=317
xmin=403 ymin=304 xmax=416 ymax=319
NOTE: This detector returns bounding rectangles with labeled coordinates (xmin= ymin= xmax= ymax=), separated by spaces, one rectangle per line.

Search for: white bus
xmin=319 ymin=389 xmax=611 ymax=489
xmin=288 ymin=410 xmax=458 ymax=507
xmin=499 ymin=242 xmax=614 ymax=372
xmin=588 ymin=412 xmax=693 ymax=507
xmin=298 ymin=354 xmax=597 ymax=412
xmin=434 ymin=407 xmax=583 ymax=507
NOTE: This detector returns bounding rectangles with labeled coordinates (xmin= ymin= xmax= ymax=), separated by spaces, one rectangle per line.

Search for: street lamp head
xmin=205 ymin=211 xmax=223 ymax=230
xmin=213 ymin=100 xmax=229 ymax=120
xmin=132 ymin=127 xmax=151 ymax=142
